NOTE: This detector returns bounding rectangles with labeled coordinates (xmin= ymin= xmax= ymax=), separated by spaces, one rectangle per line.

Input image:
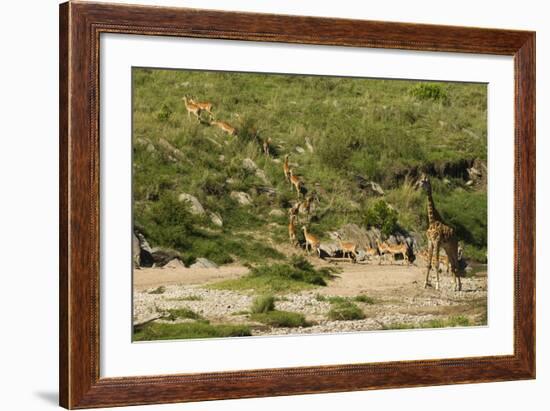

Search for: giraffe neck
xmin=426 ymin=188 xmax=441 ymax=226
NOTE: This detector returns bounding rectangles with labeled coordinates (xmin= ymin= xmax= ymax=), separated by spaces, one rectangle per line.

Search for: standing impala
xmin=302 ymin=226 xmax=320 ymax=257
xmin=335 ymin=233 xmax=357 ymax=262
xmin=283 ymin=154 xmax=291 ymax=182
xmin=262 ymin=137 xmax=272 ymax=157
xmin=182 ymin=97 xmax=202 ymax=122
xmin=288 ymin=214 xmax=298 ymax=246
xmin=289 ymin=169 xmax=303 ymax=197
xmin=189 ymin=98 xmax=213 ymax=116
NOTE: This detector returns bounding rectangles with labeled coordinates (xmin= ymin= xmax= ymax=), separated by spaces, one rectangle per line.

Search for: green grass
xmin=166 ymin=295 xmax=203 ymax=301
xmin=316 ymin=294 xmax=374 ymax=305
xmin=250 ymin=294 xmax=276 ymax=313
xmin=148 ymin=286 xmax=166 ymax=295
xmin=250 ymin=311 xmax=309 ymax=328
xmin=210 ymin=256 xmax=336 ymax=293
xmin=382 ymin=315 xmax=471 ymax=330
xmin=327 ymin=300 xmax=366 ymax=321
xmin=134 ymin=322 xmax=252 ymax=341
xmin=165 ymin=308 xmax=203 ymax=321
xmin=133 ymin=68 xmax=488 ymax=264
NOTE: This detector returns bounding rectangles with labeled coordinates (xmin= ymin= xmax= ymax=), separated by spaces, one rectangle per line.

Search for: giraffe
xmin=416 ymin=173 xmax=462 ymax=291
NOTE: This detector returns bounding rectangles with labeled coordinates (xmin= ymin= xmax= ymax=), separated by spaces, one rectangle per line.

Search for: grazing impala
xmin=288 ymin=214 xmax=298 ymax=246
xmin=182 ymin=97 xmax=202 ymax=122
xmin=302 ymin=226 xmax=320 ymax=257
xmin=298 ymin=194 xmax=314 ymax=221
xmin=364 ymin=244 xmax=380 ymax=262
xmin=189 ymin=98 xmax=213 ymax=115
xmin=289 ymin=169 xmax=303 ymax=197
xmin=418 ymin=248 xmax=449 ymax=273
xmin=336 ymin=233 xmax=357 ymax=262
xmin=211 ymin=120 xmax=237 ymax=136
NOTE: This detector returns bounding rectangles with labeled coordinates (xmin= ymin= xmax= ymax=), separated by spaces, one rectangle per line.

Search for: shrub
xmin=134 ymin=322 xmax=252 ymax=341
xmin=250 ymin=310 xmax=309 ymax=328
xmin=365 ymin=200 xmax=399 ymax=236
xmin=156 ymin=103 xmax=173 ymax=121
xmin=327 ymin=301 xmax=365 ymax=321
xmin=353 ymin=295 xmax=375 ymax=304
xmin=250 ymin=295 xmax=276 ymax=314
xmin=409 ymin=83 xmax=448 ymax=102
xmin=165 ymin=308 xmax=203 ymax=321
xmin=148 ymin=286 xmax=166 ymax=295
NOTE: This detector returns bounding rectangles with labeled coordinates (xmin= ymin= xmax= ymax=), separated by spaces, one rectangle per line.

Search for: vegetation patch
xmin=327 ymin=300 xmax=366 ymax=321
xmin=210 ymin=256 xmax=337 ymax=293
xmin=382 ymin=315 xmax=471 ymax=330
xmin=250 ymin=294 xmax=276 ymax=314
xmin=165 ymin=307 xmax=203 ymax=321
xmin=167 ymin=295 xmax=203 ymax=301
xmin=134 ymin=322 xmax=252 ymax=341
xmin=148 ymin=286 xmax=166 ymax=295
xmin=250 ymin=311 xmax=309 ymax=328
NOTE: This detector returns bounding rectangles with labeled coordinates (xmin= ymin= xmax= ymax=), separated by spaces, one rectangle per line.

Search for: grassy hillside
xmin=133 ymin=68 xmax=487 ymax=265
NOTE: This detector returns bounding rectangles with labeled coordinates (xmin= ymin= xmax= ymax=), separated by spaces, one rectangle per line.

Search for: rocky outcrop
xmin=208 ymin=211 xmax=223 ymax=227
xmin=178 ymin=193 xmax=205 ymax=215
xmin=354 ymin=175 xmax=385 ymax=196
xmin=190 ymin=258 xmax=219 ymax=269
xmin=230 ymin=191 xmax=252 ymax=205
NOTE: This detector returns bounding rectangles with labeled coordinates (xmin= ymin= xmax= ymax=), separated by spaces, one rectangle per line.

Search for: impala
xmin=288 ymin=214 xmax=298 ymax=246
xmin=289 ymin=169 xmax=303 ymax=197
xmin=385 ymin=242 xmax=411 ymax=265
xmin=211 ymin=120 xmax=237 ymax=136
xmin=302 ymin=226 xmax=320 ymax=257
xmin=262 ymin=137 xmax=272 ymax=157
xmin=283 ymin=154 xmax=291 ymax=182
xmin=189 ymin=98 xmax=213 ymax=115
xmin=182 ymin=97 xmax=202 ymax=122
xmin=336 ymin=233 xmax=357 ymax=262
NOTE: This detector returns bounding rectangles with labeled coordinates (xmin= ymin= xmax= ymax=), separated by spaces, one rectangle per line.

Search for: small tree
xmin=365 ymin=200 xmax=399 ymax=237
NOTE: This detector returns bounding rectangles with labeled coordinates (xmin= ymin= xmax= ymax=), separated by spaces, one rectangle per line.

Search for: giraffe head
xmin=415 ymin=173 xmax=431 ymax=193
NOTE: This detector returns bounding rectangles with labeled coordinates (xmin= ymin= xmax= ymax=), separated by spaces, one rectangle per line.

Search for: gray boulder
xmin=178 ymin=193 xmax=205 ymax=215
xmin=209 ymin=211 xmax=223 ymax=227
xmin=230 ymin=191 xmax=252 ymax=205
xmin=190 ymin=258 xmax=219 ymax=269
xmin=242 ymin=158 xmax=257 ymax=171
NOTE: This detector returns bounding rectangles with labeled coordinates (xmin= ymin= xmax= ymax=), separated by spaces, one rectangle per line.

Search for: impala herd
xmin=178 ymin=95 xmax=465 ymax=289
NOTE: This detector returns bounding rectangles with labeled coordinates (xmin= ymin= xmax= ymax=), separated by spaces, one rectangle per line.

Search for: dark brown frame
xmin=59 ymin=1 xmax=535 ymax=409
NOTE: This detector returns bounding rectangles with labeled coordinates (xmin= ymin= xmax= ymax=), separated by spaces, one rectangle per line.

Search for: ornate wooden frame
xmin=59 ymin=1 xmax=535 ymax=408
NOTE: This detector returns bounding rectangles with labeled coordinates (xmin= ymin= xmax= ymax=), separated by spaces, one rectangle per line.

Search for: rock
xmin=269 ymin=209 xmax=285 ymax=217
xmin=150 ymin=248 xmax=182 ymax=267
xmin=354 ymin=175 xmax=385 ymax=196
xmin=163 ymin=258 xmax=187 ymax=270
xmin=146 ymin=143 xmax=155 ymax=153
xmin=255 ymin=169 xmax=270 ymax=184
xmin=191 ymin=258 xmax=219 ymax=269
xmin=158 ymin=138 xmax=184 ymax=160
xmin=242 ymin=158 xmax=257 ymax=171
xmin=218 ymin=154 xmax=225 ymax=162
xmin=135 ymin=232 xmax=154 ymax=267
xmin=209 ymin=211 xmax=223 ymax=227
xmin=319 ymin=242 xmax=340 ymax=257
xmin=178 ymin=193 xmax=205 ymax=215
xmin=230 ymin=191 xmax=252 ymax=205
xmin=295 ymin=146 xmax=305 ymax=154
xmin=256 ymin=186 xmax=277 ymax=197
xmin=133 ymin=233 xmax=141 ymax=268
xmin=305 ymin=137 xmax=314 ymax=153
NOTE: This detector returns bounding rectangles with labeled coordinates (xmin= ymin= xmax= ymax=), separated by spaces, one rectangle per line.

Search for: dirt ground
xmin=133 ymin=259 xmax=487 ymax=336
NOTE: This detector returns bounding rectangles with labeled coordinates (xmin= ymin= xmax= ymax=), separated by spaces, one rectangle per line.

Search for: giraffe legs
xmin=424 ymin=241 xmax=434 ymax=288
xmin=433 ymin=242 xmax=441 ymax=290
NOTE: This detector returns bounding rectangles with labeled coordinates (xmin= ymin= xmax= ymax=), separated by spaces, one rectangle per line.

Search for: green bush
xmin=134 ymin=322 xmax=252 ymax=341
xmin=250 ymin=295 xmax=276 ymax=314
xmin=165 ymin=308 xmax=203 ymax=321
xmin=327 ymin=301 xmax=365 ymax=321
xmin=250 ymin=310 xmax=309 ymax=328
xmin=365 ymin=200 xmax=399 ymax=236
xmin=409 ymin=83 xmax=448 ymax=102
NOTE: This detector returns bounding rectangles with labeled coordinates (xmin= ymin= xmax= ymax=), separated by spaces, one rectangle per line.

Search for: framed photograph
xmin=59 ymin=2 xmax=535 ymax=408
